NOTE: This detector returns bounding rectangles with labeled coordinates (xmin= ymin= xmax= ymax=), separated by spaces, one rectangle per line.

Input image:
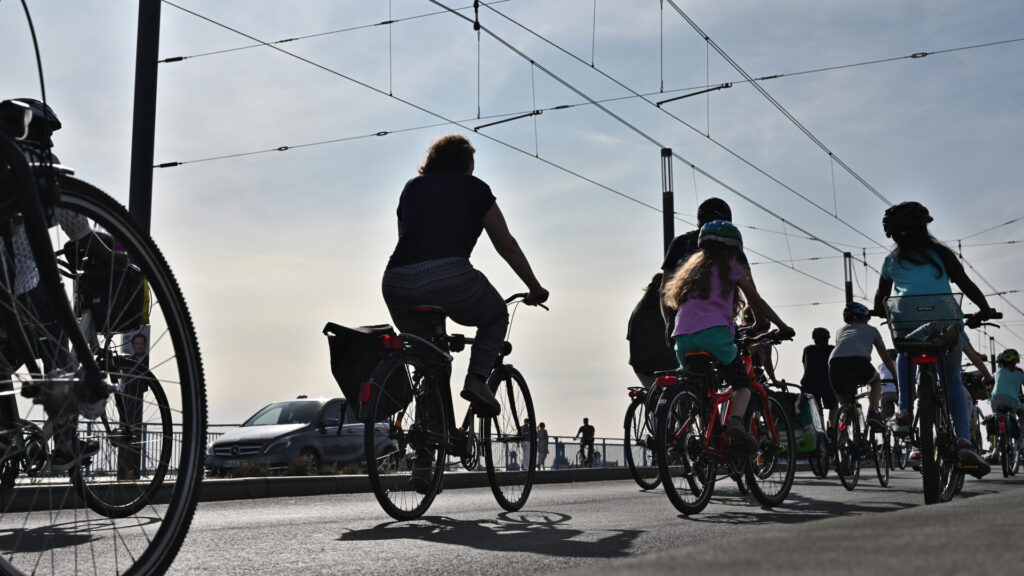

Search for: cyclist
xmin=872 ymin=201 xmax=996 ymax=476
xmin=828 ymin=302 xmax=897 ymax=431
xmin=802 ymin=327 xmax=838 ymax=432
xmin=381 ymin=134 xmax=548 ymax=418
xmin=627 ymin=272 xmax=679 ymax=387
xmin=0 ymin=98 xmax=103 ymax=471
xmin=575 ymin=417 xmax=595 ymax=465
xmin=989 ymin=349 xmax=1024 ymax=439
xmin=660 ymin=198 xmax=750 ymax=341
xmin=662 ymin=220 xmax=794 ymax=448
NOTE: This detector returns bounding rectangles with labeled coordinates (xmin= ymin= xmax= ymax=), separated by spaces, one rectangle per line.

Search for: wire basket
xmin=882 ymin=293 xmax=964 ymax=354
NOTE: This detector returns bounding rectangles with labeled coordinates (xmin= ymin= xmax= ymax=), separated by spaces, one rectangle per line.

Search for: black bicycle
xmin=882 ymin=293 xmax=999 ymax=504
xmin=0 ymin=99 xmax=205 ymax=574
xmin=357 ymin=294 xmax=544 ymax=520
xmin=624 ymin=384 xmax=666 ymax=489
xmin=833 ymin=389 xmax=890 ymax=490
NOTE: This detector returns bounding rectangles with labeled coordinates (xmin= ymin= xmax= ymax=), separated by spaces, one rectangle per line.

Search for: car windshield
xmin=243 ymin=401 xmax=322 ymax=426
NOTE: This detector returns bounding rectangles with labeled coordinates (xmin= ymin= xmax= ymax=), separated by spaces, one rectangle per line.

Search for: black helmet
xmin=8 ymin=98 xmax=60 ymax=149
xmin=697 ymin=197 xmax=731 ymax=225
xmin=811 ymin=327 xmax=830 ymax=341
xmin=843 ymin=301 xmax=871 ymax=323
xmin=882 ymin=201 xmax=932 ymax=238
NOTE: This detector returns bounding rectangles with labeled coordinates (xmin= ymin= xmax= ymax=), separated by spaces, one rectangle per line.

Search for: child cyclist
xmin=872 ymin=201 xmax=998 ymax=476
xmin=828 ymin=302 xmax=897 ymax=431
xmin=989 ymin=349 xmax=1024 ymax=437
xmin=663 ymin=220 xmax=795 ymax=448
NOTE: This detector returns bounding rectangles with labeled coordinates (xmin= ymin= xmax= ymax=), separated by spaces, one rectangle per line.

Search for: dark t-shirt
xmin=801 ymin=343 xmax=834 ymax=393
xmin=386 ymin=172 xmax=496 ymax=268
xmin=627 ymin=276 xmax=679 ymax=373
xmin=577 ymin=424 xmax=595 ymax=441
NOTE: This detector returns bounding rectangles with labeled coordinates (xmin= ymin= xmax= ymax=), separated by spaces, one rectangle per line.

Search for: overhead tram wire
xmin=431 ymin=0 xmax=881 ymax=273
xmin=473 ymin=1 xmax=889 ymax=253
xmin=160 ymin=1 xmax=848 ymax=294
xmin=156 ymin=0 xmax=515 ymax=63
xmin=957 ymin=214 xmax=1024 ymax=241
xmin=665 ymin=0 xmax=893 ymax=208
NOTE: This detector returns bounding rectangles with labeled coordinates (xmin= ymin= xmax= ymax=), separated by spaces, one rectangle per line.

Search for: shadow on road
xmin=338 ymin=510 xmax=643 ymax=559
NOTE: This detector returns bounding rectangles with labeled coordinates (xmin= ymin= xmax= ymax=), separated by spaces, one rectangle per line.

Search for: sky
xmin=2 ymin=0 xmax=1022 ymax=439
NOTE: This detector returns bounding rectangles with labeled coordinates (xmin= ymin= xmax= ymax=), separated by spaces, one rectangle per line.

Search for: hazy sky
xmin=3 ymin=0 xmax=1022 ymax=438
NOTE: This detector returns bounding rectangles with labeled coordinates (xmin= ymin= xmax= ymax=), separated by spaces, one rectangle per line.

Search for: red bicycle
xmin=654 ymin=329 xmax=796 ymax=514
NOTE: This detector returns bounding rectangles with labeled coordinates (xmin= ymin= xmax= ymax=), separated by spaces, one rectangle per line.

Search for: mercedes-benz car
xmin=205 ymin=395 xmax=396 ymax=474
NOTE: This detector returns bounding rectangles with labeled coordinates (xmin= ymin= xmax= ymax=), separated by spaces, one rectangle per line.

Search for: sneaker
xmin=460 ymin=374 xmax=500 ymax=417
xmin=866 ymin=409 xmax=884 ymax=431
xmin=50 ymin=439 xmax=100 ymax=472
xmin=725 ymin=423 xmax=757 ymax=451
xmin=956 ymin=439 xmax=991 ymax=478
xmin=891 ymin=412 xmax=912 ymax=435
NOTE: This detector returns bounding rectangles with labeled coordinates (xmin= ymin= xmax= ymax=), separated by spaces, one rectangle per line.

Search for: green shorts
xmin=674 ymin=326 xmax=738 ymax=368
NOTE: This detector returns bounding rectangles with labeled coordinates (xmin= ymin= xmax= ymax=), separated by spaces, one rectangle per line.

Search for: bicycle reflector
xmin=655 ymin=374 xmax=678 ymax=387
xmin=360 ymin=381 xmax=372 ymax=404
xmin=910 ymin=353 xmax=938 ymax=365
xmin=378 ymin=334 xmax=404 ymax=350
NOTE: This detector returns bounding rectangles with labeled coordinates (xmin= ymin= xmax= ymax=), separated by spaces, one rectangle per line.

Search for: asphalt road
xmin=167 ymin=469 xmax=1024 ymax=575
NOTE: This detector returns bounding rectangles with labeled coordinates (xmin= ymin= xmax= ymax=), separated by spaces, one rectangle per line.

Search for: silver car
xmin=205 ymin=396 xmax=396 ymax=473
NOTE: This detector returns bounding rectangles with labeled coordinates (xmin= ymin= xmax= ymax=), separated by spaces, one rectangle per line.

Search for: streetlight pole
xmin=661 ymin=148 xmax=674 ymax=254
xmin=128 ymin=0 xmax=161 ymax=234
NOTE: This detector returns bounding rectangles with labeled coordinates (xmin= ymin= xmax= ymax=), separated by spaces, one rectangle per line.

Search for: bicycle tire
xmin=483 ymin=366 xmax=536 ymax=511
xmin=655 ymin=388 xmax=715 ymax=515
xmin=0 ymin=175 xmax=206 ymax=575
xmin=745 ymin=395 xmax=796 ymax=507
xmin=834 ymin=405 xmax=860 ymax=491
xmin=1010 ymin=435 xmax=1021 ymax=477
xmin=873 ymin=426 xmax=891 ymax=487
xmin=917 ymin=368 xmax=943 ymax=504
xmin=364 ymin=351 xmax=447 ymax=520
xmin=624 ymin=397 xmax=660 ymax=490
xmin=73 ymin=378 xmax=173 ymax=517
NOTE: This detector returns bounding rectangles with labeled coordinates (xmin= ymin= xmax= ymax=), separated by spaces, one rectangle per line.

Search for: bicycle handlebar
xmin=506 ymin=292 xmax=549 ymax=311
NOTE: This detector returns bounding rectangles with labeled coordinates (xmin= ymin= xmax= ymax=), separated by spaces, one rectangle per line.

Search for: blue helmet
xmin=843 ymin=301 xmax=871 ymax=323
xmin=697 ymin=220 xmax=743 ymax=249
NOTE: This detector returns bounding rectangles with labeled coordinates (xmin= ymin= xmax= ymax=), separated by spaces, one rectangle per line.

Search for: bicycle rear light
xmin=378 ymin=334 xmax=404 ymax=350
xmin=360 ymin=381 xmax=372 ymax=404
xmin=628 ymin=389 xmax=643 ymax=399
xmin=910 ymin=353 xmax=937 ymax=365
xmin=655 ymin=375 xmax=678 ymax=387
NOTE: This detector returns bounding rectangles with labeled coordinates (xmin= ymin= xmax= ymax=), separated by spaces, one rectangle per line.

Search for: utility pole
xmin=843 ymin=252 xmax=854 ymax=304
xmin=128 ymin=0 xmax=161 ymax=234
xmin=661 ymin=148 xmax=674 ymax=254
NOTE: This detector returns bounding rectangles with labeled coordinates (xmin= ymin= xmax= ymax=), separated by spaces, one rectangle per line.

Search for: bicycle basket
xmin=883 ymin=293 xmax=963 ymax=353
xmin=323 ymin=322 xmax=410 ymax=423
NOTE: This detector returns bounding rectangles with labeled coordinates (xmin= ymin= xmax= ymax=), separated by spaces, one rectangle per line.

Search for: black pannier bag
xmin=77 ymin=259 xmax=147 ymax=334
xmin=323 ymin=322 xmax=410 ymax=423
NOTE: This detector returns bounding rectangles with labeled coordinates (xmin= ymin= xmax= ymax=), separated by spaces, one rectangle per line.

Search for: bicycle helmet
xmin=697 ymin=219 xmax=742 ymax=249
xmin=997 ymin=349 xmax=1020 ymax=365
xmin=9 ymin=98 xmax=60 ymax=149
xmin=696 ymin=197 xmax=732 ymax=225
xmin=811 ymin=327 xmax=830 ymax=341
xmin=843 ymin=301 xmax=871 ymax=323
xmin=882 ymin=201 xmax=933 ymax=238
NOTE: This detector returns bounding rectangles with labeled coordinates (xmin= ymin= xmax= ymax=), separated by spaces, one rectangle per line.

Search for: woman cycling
xmin=381 ymin=134 xmax=548 ymax=417
xmin=872 ymin=201 xmax=996 ymax=476
xmin=663 ymin=220 xmax=794 ymax=448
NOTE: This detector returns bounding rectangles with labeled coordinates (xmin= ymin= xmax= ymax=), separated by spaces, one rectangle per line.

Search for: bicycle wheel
xmin=655 ymin=388 xmax=715 ymax=514
xmin=745 ymin=395 xmax=796 ymax=507
xmin=873 ymin=426 xmax=891 ymax=487
xmin=834 ymin=405 xmax=860 ymax=491
xmin=364 ymin=351 xmax=447 ymax=520
xmin=0 ymin=175 xmax=206 ymax=575
xmin=624 ymin=398 xmax=660 ymax=490
xmin=483 ymin=366 xmax=536 ymax=511
xmin=1000 ymin=433 xmax=1021 ymax=478
xmin=72 ymin=379 xmax=173 ymax=517
xmin=917 ymin=369 xmax=944 ymax=504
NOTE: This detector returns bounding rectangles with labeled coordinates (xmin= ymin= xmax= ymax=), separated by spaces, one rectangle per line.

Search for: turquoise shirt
xmin=881 ymin=250 xmax=951 ymax=296
xmin=991 ymin=366 xmax=1024 ymax=402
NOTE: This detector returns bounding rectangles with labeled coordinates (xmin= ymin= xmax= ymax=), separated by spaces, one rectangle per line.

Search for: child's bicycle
xmin=329 ymin=294 xmax=545 ymax=520
xmin=653 ymin=328 xmax=796 ymax=515
xmin=881 ymin=293 xmax=1000 ymax=504
xmin=833 ymin=388 xmax=891 ymax=490
xmin=623 ymin=383 xmax=667 ymax=489
xmin=990 ymin=399 xmax=1023 ymax=478
xmin=0 ymin=99 xmax=205 ymax=575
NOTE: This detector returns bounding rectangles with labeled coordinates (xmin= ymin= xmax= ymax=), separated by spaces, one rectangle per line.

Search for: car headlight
xmin=264 ymin=437 xmax=293 ymax=455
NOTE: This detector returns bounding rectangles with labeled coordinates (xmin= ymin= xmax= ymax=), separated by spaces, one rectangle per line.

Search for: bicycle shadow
xmin=338 ymin=510 xmax=642 ymax=559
